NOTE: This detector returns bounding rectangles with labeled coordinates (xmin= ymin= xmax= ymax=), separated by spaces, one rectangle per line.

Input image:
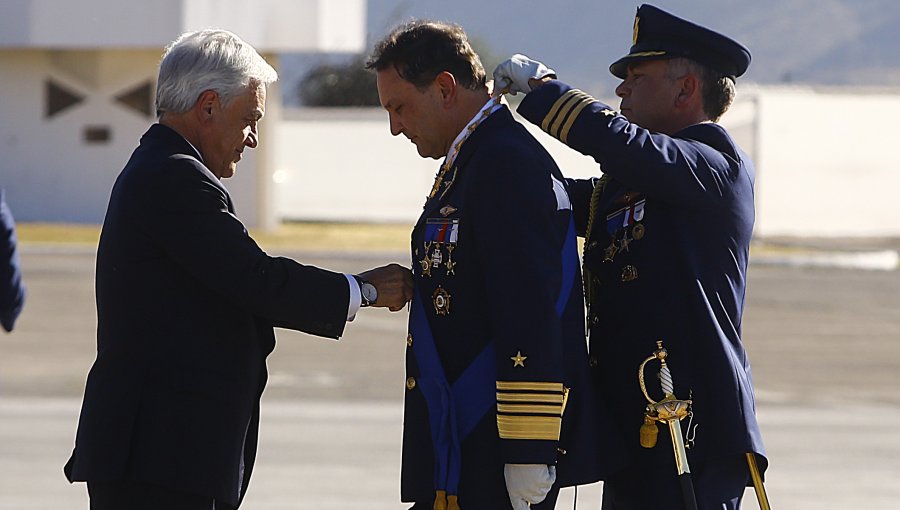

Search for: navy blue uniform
xmin=401 ymin=106 xmax=609 ymax=508
xmin=64 ymin=124 xmax=350 ymax=507
xmin=518 ymin=82 xmax=766 ymax=502
xmin=0 ymin=188 xmax=25 ymax=332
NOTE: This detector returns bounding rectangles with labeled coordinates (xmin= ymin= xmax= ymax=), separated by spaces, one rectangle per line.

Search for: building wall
xmin=273 ymin=89 xmax=900 ymax=238
xmin=749 ymin=87 xmax=900 ymax=237
xmin=4 ymin=78 xmax=899 ymax=238
xmin=273 ymin=107 xmax=602 ymax=224
xmin=0 ymin=48 xmax=275 ymax=228
xmin=0 ymin=49 xmax=159 ymax=223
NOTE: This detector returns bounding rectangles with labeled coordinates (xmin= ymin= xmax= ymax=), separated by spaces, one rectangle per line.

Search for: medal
xmin=621 ymin=265 xmax=639 ymax=282
xmin=420 ymin=241 xmax=433 ymax=277
xmin=431 ymin=244 xmax=443 ymax=267
xmin=632 ymin=223 xmax=645 ymax=240
xmin=433 ymin=286 xmax=451 ymax=315
xmin=445 ymin=243 xmax=456 ymax=275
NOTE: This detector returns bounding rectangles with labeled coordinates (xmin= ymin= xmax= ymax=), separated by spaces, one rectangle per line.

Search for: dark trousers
xmin=87 ymin=480 xmax=237 ymax=510
xmin=601 ymin=455 xmax=750 ymax=510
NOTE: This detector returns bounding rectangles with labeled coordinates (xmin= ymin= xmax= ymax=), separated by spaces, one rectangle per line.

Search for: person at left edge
xmin=63 ymin=29 xmax=414 ymax=510
xmin=367 ymin=20 xmax=613 ymax=510
xmin=0 ymin=188 xmax=26 ymax=333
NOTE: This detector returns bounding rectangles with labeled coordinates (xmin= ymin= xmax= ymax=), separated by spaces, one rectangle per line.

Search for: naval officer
xmin=367 ymin=19 xmax=612 ymax=510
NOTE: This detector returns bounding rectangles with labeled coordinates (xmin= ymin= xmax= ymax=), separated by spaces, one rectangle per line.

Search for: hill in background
xmin=282 ymin=0 xmax=900 ymax=104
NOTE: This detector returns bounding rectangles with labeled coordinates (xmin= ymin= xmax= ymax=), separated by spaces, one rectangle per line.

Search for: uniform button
xmin=406 ymin=377 xmax=416 ymax=390
xmin=591 ymin=315 xmax=600 ymax=325
xmin=406 ymin=334 xmax=413 ymax=347
xmin=589 ymin=355 xmax=599 ymax=368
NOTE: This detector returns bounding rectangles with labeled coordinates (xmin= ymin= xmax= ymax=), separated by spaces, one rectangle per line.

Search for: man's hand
xmin=504 ymin=464 xmax=556 ymax=509
xmin=359 ymin=263 xmax=413 ymax=311
xmin=492 ymin=54 xmax=556 ymax=96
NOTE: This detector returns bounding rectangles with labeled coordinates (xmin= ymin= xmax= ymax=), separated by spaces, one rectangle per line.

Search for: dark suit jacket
xmin=0 ymin=188 xmax=25 ymax=332
xmin=64 ymin=124 xmax=350 ymax=506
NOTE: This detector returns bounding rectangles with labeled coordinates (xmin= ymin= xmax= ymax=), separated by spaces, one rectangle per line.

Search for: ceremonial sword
xmin=638 ymin=340 xmax=698 ymax=510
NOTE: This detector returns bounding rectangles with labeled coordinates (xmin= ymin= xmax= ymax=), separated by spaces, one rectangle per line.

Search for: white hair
xmin=155 ymin=29 xmax=277 ymax=118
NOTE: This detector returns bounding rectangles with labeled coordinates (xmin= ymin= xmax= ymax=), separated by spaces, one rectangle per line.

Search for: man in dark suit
xmin=367 ymin=20 xmax=612 ymax=510
xmin=494 ymin=4 xmax=767 ymax=509
xmin=64 ymin=29 xmax=413 ymax=510
xmin=0 ymin=188 xmax=25 ymax=333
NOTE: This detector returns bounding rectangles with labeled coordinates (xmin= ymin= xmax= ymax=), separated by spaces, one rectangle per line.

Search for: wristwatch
xmin=354 ymin=275 xmax=378 ymax=307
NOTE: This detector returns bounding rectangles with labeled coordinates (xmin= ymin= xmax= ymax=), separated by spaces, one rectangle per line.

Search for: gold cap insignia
xmin=633 ymin=16 xmax=640 ymax=45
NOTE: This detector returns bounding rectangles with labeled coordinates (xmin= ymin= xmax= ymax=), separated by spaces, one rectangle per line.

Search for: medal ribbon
xmin=428 ymin=96 xmax=504 ymax=200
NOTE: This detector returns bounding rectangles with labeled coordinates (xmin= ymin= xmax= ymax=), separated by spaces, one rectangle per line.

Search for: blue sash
xmin=556 ymin=216 xmax=577 ymax=316
xmin=408 ymin=213 xmax=578 ymax=496
xmin=409 ymin=290 xmax=495 ymax=496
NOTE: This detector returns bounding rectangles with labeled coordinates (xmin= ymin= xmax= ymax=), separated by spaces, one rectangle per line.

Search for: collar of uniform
xmin=443 ymin=96 xmax=504 ymax=170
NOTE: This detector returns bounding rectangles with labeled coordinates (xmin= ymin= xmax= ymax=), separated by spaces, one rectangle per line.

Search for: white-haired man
xmin=64 ymin=29 xmax=413 ymax=509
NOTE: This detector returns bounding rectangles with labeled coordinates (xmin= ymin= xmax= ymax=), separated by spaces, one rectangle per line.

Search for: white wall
xmin=4 ymin=75 xmax=899 ymax=239
xmin=0 ymin=49 xmax=159 ymax=223
xmin=747 ymin=87 xmax=900 ymax=237
xmin=0 ymin=0 xmax=366 ymax=229
xmin=274 ymin=88 xmax=900 ymax=238
xmin=273 ymin=107 xmax=602 ymax=224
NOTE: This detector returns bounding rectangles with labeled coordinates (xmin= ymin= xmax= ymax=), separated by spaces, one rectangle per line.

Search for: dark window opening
xmin=114 ymin=81 xmax=153 ymax=118
xmin=84 ymin=126 xmax=112 ymax=144
xmin=45 ymin=80 xmax=84 ymax=118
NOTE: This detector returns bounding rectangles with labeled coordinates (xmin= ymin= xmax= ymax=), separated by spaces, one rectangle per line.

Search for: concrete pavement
xmin=1 ymin=246 xmax=899 ymax=509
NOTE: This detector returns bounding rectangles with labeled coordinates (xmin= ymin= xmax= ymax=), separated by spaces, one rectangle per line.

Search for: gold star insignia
xmin=601 ymin=108 xmax=617 ymax=117
xmin=511 ymin=351 xmax=527 ymax=368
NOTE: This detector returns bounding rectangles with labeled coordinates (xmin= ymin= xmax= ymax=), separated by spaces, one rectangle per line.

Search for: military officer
xmin=494 ymin=4 xmax=767 ymax=509
xmin=367 ymin=20 xmax=613 ymax=510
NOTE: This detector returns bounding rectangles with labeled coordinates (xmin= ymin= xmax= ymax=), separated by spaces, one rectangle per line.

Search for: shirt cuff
xmin=345 ymin=273 xmax=362 ymax=321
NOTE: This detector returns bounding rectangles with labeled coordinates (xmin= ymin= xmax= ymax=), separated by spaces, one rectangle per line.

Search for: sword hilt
xmin=638 ymin=341 xmax=692 ymax=447
xmin=638 ymin=340 xmax=698 ymax=508
xmin=639 ymin=340 xmax=685 ymax=405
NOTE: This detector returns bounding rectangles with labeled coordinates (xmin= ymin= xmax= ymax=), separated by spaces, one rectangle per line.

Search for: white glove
xmin=492 ymin=54 xmax=557 ymax=96
xmin=504 ymin=464 xmax=557 ymax=509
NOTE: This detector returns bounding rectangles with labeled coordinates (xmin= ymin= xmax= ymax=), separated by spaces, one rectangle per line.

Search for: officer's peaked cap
xmin=609 ymin=4 xmax=751 ymax=79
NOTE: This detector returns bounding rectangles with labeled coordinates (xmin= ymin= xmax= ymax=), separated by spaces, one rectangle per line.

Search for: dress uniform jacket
xmin=64 ymin=124 xmax=351 ymax=506
xmin=401 ymin=105 xmax=610 ymax=507
xmin=0 ymin=188 xmax=25 ymax=332
xmin=517 ymin=82 xmax=767 ymax=475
